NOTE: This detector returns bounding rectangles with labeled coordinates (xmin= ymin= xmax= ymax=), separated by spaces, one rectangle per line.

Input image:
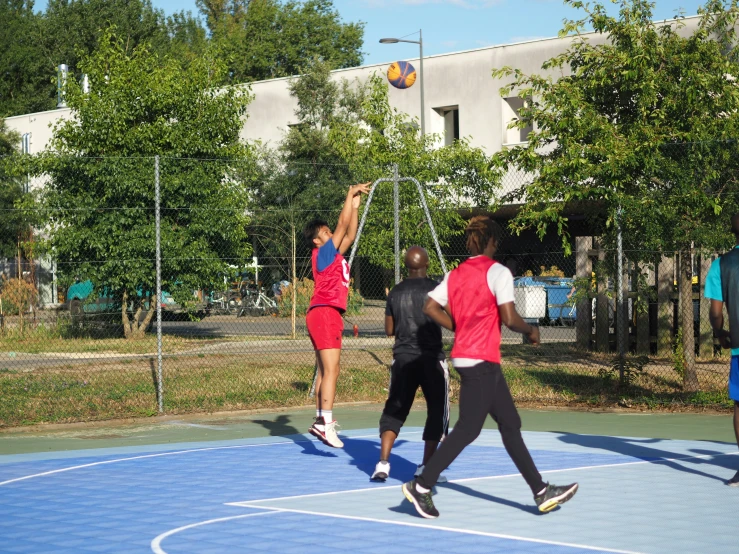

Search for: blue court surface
xmin=1 ymin=426 xmax=738 ymax=553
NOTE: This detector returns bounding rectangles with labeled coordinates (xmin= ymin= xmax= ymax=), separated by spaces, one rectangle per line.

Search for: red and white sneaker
xmin=309 ymin=417 xmax=344 ymax=448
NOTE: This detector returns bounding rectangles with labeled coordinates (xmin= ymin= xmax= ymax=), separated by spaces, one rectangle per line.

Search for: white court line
xmin=0 ymin=431 xmax=414 ymax=487
xmin=150 ymin=510 xmax=283 ymax=554
xmin=230 ymin=450 xmax=739 ymax=506
xmin=153 ymin=505 xmax=642 ymax=554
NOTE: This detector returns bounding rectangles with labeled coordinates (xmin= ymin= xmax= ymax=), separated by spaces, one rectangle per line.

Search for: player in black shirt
xmin=371 ymin=246 xmax=450 ymax=482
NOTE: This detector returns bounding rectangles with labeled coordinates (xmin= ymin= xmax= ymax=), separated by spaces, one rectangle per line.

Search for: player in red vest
xmin=401 ymin=216 xmax=578 ymax=518
xmin=303 ymin=182 xmax=370 ymax=448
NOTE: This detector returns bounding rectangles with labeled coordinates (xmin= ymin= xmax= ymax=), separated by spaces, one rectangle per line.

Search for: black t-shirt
xmin=385 ymin=277 xmax=444 ymax=357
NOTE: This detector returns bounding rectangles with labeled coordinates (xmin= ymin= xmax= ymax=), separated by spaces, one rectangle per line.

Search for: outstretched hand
xmin=350 ymin=182 xmax=371 ymax=197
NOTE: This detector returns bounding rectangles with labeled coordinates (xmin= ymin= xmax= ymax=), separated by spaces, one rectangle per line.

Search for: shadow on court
xmin=556 ymin=432 xmax=734 ymax=482
xmin=251 ymin=414 xmax=337 ymax=458
xmin=341 ymin=437 xmax=417 ymax=482
xmin=437 ymin=482 xmax=541 ymax=515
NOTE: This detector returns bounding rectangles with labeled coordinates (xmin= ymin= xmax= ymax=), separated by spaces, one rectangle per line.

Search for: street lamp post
xmin=380 ymin=30 xmax=425 ymax=136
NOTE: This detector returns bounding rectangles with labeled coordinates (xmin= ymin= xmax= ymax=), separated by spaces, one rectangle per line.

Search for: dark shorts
xmin=730 ymin=356 xmax=739 ymax=402
xmin=306 ymin=306 xmax=343 ymax=351
xmin=379 ymin=352 xmax=449 ymax=442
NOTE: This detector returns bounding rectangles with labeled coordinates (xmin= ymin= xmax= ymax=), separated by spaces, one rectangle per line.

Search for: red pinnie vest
xmin=448 ymin=256 xmax=502 ymax=363
xmin=309 ymin=247 xmax=350 ymax=312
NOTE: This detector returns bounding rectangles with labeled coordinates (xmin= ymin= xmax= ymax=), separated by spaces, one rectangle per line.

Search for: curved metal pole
xmin=347 ymin=177 xmax=392 ymax=268
xmin=399 ymin=177 xmax=447 ymax=274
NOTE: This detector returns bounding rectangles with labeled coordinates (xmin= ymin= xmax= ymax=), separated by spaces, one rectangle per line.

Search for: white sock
xmin=537 ymin=486 xmax=547 ymax=496
xmin=316 ymin=409 xmax=321 ymax=419
xmin=416 ymin=483 xmax=430 ymax=494
xmin=323 ymin=410 xmax=333 ymax=423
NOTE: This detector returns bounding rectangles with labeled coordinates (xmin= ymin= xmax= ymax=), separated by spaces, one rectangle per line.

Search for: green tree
xmin=196 ymin=0 xmax=364 ymax=83
xmin=40 ymin=29 xmax=255 ymax=339
xmin=492 ymin=0 xmax=739 ymax=389
xmin=0 ymin=0 xmax=50 ymax=116
xmin=0 ymin=119 xmax=27 ymax=259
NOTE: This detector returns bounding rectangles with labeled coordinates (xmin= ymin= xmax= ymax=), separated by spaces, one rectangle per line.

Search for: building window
xmin=433 ymin=106 xmax=459 ymax=146
xmin=502 ymin=97 xmax=532 ymax=145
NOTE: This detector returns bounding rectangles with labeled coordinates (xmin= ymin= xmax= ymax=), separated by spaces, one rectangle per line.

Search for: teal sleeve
xmin=704 ymin=258 xmax=722 ymax=301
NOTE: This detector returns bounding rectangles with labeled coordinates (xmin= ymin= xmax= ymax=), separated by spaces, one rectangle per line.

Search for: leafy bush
xmin=523 ymin=265 xmax=566 ymax=277
xmin=277 ymin=278 xmax=363 ymax=317
xmin=599 ymin=355 xmax=650 ymax=387
xmin=0 ymin=276 xmax=37 ymax=316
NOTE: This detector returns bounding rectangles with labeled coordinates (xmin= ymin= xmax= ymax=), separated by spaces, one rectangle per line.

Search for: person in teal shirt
xmin=704 ymin=213 xmax=739 ymax=487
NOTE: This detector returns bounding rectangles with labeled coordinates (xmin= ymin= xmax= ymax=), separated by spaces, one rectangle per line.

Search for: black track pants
xmin=417 ymin=361 xmax=546 ymax=495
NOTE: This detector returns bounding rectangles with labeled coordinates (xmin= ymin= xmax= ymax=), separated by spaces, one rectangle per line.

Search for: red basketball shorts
xmin=306 ymin=306 xmax=344 ymax=351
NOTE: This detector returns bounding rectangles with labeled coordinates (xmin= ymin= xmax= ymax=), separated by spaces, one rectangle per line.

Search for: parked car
xmin=65 ymin=279 xmax=181 ymax=319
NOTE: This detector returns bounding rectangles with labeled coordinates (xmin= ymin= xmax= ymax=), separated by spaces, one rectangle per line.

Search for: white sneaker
xmin=371 ymin=460 xmax=390 ymax=482
xmin=321 ymin=420 xmax=344 ymax=448
xmin=415 ymin=464 xmax=447 ymax=483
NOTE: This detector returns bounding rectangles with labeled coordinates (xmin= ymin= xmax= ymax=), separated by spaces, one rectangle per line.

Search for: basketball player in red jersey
xmin=303 ymin=182 xmax=370 ymax=448
xmin=401 ymin=216 xmax=578 ymax=518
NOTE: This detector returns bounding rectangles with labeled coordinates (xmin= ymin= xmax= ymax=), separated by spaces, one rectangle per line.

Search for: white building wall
xmin=4 ymin=15 xmax=701 ymax=158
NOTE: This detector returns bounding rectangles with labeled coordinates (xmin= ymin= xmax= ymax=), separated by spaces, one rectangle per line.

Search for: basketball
xmin=387 ymin=61 xmax=416 ymax=89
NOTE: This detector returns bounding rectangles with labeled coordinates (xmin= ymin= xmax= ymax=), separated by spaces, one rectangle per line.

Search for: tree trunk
xmin=679 ymin=249 xmax=699 ymax=391
xmin=121 ymin=291 xmax=156 ymax=339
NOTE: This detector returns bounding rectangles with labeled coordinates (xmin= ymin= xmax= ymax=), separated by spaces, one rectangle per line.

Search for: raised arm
xmin=332 ymin=182 xmax=370 ymax=251
xmin=339 ymin=193 xmax=361 ymax=255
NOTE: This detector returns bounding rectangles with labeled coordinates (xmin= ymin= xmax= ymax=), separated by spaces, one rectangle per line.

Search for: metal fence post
xmin=393 ymin=164 xmax=400 ymax=285
xmin=616 ymin=205 xmax=625 ymax=383
xmin=155 ymin=155 xmax=164 ymax=413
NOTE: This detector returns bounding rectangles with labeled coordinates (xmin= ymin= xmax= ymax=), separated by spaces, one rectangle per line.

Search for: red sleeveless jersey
xmin=310 ymin=247 xmax=350 ymax=312
xmin=448 ymin=256 xmax=502 ymax=363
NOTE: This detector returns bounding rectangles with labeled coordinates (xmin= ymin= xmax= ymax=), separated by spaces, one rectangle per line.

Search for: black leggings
xmin=417 ymin=361 xmax=546 ymax=495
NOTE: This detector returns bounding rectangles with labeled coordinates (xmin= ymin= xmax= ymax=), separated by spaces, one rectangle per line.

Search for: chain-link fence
xmin=0 ymin=154 xmax=735 ymax=426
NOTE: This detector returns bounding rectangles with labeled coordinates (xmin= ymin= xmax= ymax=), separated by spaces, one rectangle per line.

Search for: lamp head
xmin=379 ymin=38 xmax=399 ymax=44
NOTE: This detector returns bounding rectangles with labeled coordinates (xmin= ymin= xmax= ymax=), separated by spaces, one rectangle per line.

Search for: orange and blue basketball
xmin=387 ymin=61 xmax=416 ymax=89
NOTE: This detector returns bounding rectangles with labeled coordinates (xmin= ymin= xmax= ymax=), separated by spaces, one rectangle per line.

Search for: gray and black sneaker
xmin=727 ymin=470 xmax=739 ymax=487
xmin=402 ymin=479 xmax=439 ymax=519
xmin=535 ymin=482 xmax=579 ymax=513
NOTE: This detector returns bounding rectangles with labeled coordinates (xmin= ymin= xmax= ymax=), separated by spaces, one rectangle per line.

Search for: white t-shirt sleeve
xmin=427 ymin=273 xmax=450 ymax=307
xmin=488 ymin=264 xmax=515 ymax=305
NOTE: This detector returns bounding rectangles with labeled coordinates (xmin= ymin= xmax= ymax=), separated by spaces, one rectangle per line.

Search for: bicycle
xmin=237 ymin=284 xmax=277 ymax=317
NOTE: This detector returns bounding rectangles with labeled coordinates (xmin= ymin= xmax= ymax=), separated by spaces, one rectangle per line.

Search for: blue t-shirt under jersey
xmin=704 ymin=246 xmax=739 ymax=355
xmin=316 ymin=240 xmax=338 ymax=273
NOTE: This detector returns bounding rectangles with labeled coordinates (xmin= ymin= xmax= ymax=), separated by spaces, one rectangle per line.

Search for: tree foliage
xmin=0 ymin=118 xmax=29 ymax=259
xmin=493 ymin=0 xmax=739 ymax=254
xmin=0 ymin=0 xmax=210 ymax=117
xmin=39 ymin=29 xmax=255 ymax=338
xmin=492 ymin=0 xmax=739 ymax=389
xmin=196 ymin=0 xmax=364 ymax=83
xmin=0 ymin=0 xmax=49 ymax=117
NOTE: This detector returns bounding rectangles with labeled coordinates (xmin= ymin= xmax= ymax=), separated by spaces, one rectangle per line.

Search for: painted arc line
xmin=219 ymin=505 xmax=643 ymax=554
xmin=0 ymin=430 xmax=418 ymax=487
xmin=150 ymin=510 xmax=282 ymax=554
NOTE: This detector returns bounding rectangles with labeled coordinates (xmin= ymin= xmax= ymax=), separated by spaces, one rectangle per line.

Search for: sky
xmin=35 ymin=0 xmax=710 ymax=66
